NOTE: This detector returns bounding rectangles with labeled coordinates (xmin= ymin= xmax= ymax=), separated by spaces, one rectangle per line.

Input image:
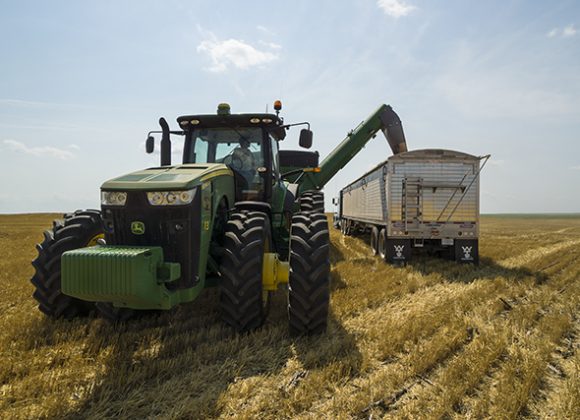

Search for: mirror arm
xmin=279 ymin=121 xmax=310 ymax=131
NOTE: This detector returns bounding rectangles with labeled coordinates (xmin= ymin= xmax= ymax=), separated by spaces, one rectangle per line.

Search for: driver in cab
xmin=231 ymin=137 xmax=256 ymax=186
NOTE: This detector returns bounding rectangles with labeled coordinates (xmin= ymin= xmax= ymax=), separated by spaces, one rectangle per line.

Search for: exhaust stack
xmin=159 ymin=117 xmax=171 ymax=166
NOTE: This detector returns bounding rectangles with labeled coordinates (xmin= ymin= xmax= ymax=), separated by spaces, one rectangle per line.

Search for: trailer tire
xmin=288 ymin=211 xmax=330 ymax=336
xmin=378 ymin=228 xmax=387 ymax=260
xmin=30 ymin=210 xmax=103 ymax=318
xmin=219 ymin=210 xmax=271 ymax=333
xmin=370 ymin=226 xmax=379 ymax=256
xmin=300 ymin=191 xmax=325 ymax=212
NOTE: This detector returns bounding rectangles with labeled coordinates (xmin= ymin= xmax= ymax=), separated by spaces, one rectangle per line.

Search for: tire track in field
xmin=302 ymin=288 xmax=512 ymax=418
xmin=337 ymin=234 xmax=369 ymax=260
xmin=527 ymin=317 xmax=579 ymax=420
xmin=392 ymin=258 xmax=579 ymax=419
xmin=450 ymin=257 xmax=579 ymax=419
xmin=312 ymin=247 xmax=580 ymax=419
xmin=498 ymin=238 xmax=580 ymax=269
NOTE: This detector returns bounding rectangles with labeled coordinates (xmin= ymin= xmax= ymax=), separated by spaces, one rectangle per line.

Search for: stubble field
xmin=1 ymin=213 xmax=579 ymax=419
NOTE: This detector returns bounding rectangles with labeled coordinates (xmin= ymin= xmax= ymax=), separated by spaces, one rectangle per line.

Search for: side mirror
xmin=146 ymin=136 xmax=155 ymax=154
xmin=299 ymin=129 xmax=313 ymax=149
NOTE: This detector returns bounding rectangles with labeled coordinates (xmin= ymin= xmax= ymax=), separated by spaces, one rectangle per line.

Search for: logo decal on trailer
xmin=462 ymin=246 xmax=473 ymax=260
xmin=394 ymin=245 xmax=405 ymax=259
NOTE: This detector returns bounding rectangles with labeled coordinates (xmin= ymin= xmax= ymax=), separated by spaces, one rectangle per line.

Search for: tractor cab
xmin=176 ymin=107 xmax=286 ymax=202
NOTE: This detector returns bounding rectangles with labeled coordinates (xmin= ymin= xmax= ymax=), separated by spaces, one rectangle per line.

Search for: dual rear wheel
xmin=219 ymin=204 xmax=330 ymax=335
xmin=370 ymin=226 xmax=388 ymax=260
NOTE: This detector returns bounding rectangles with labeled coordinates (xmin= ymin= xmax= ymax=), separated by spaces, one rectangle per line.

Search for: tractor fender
xmin=284 ymin=184 xmax=298 ymax=214
xmin=233 ymin=201 xmax=272 ymax=215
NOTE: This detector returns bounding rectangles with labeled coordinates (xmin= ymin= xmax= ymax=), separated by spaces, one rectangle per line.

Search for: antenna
xmin=265 ymin=103 xmax=269 ymax=113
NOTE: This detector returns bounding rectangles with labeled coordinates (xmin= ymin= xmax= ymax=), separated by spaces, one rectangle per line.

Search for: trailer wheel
xmin=288 ymin=211 xmax=330 ymax=336
xmin=300 ymin=191 xmax=325 ymax=212
xmin=31 ymin=210 xmax=102 ymax=318
xmin=370 ymin=226 xmax=379 ymax=256
xmin=378 ymin=228 xmax=387 ymax=260
xmin=219 ymin=210 xmax=271 ymax=332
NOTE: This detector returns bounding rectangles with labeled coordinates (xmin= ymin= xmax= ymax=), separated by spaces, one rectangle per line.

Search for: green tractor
xmin=31 ymin=101 xmax=407 ymax=335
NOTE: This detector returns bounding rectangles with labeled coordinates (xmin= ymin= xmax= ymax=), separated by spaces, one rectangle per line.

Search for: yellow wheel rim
xmin=86 ymin=233 xmax=105 ymax=247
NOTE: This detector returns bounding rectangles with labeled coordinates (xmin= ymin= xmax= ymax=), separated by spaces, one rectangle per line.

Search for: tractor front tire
xmin=31 ymin=210 xmax=103 ymax=318
xmin=95 ymin=302 xmax=136 ymax=322
xmin=288 ymin=211 xmax=330 ymax=336
xmin=219 ymin=210 xmax=272 ymax=333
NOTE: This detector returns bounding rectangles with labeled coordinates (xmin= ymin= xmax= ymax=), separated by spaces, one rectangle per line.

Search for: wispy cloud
xmin=570 ymin=165 xmax=580 ymax=171
xmin=259 ymin=41 xmax=282 ymax=50
xmin=563 ymin=24 xmax=577 ymax=37
xmin=546 ymin=24 xmax=577 ymax=38
xmin=256 ymin=25 xmax=276 ymax=36
xmin=3 ymin=139 xmax=76 ymax=160
xmin=377 ymin=0 xmax=416 ymax=18
xmin=197 ymin=29 xmax=279 ymax=72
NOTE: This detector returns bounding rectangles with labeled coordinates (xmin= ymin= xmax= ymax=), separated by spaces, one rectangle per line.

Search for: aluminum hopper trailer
xmin=337 ymin=149 xmax=490 ymax=264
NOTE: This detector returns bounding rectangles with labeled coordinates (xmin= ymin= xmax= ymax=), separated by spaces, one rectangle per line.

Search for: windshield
xmin=184 ymin=127 xmax=265 ymax=198
xmin=185 ymin=127 xmax=263 ymax=165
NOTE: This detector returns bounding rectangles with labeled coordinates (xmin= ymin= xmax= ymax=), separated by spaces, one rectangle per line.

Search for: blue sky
xmin=1 ymin=0 xmax=579 ymax=213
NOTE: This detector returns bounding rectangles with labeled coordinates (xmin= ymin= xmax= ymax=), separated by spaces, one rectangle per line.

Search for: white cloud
xmin=377 ymin=0 xmax=416 ymax=18
xmin=259 ymin=41 xmax=282 ymax=50
xmin=197 ymin=32 xmax=279 ymax=72
xmin=570 ymin=165 xmax=580 ymax=171
xmin=68 ymin=144 xmax=80 ymax=150
xmin=562 ymin=24 xmax=577 ymax=38
xmin=3 ymin=139 xmax=75 ymax=160
xmin=546 ymin=24 xmax=577 ymax=38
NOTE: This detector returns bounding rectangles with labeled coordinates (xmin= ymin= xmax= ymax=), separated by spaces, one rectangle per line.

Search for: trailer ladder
xmin=402 ymin=177 xmax=423 ymax=232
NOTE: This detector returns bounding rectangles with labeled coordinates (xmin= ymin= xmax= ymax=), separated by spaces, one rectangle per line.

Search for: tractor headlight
xmin=146 ymin=188 xmax=196 ymax=206
xmin=101 ymin=191 xmax=127 ymax=206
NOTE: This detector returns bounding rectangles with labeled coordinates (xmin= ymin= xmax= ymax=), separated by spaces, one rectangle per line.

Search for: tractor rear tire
xmin=300 ymin=191 xmax=325 ymax=212
xmin=288 ymin=211 xmax=330 ymax=336
xmin=219 ymin=210 xmax=272 ymax=333
xmin=31 ymin=210 xmax=103 ymax=318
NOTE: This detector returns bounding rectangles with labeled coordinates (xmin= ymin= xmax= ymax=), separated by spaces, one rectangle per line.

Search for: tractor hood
xmin=101 ymin=164 xmax=233 ymax=191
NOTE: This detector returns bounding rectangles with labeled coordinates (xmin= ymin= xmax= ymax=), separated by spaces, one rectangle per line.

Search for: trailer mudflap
xmin=385 ymin=238 xmax=412 ymax=265
xmin=454 ymin=239 xmax=479 ymax=264
xmin=61 ymin=246 xmax=181 ymax=309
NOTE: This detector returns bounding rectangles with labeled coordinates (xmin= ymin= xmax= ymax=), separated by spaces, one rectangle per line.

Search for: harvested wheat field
xmin=1 ymin=213 xmax=579 ymax=419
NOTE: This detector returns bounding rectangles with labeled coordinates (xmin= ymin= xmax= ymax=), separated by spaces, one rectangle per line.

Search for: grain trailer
xmin=339 ymin=149 xmax=489 ymax=264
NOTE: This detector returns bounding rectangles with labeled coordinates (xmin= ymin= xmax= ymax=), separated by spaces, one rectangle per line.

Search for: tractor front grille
xmin=101 ymin=190 xmax=201 ymax=289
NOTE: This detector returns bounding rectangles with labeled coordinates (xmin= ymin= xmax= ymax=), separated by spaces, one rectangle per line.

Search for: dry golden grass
xmin=1 ymin=213 xmax=579 ymax=419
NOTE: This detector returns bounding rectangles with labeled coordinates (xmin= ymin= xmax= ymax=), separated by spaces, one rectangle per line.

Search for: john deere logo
xmin=131 ymin=221 xmax=145 ymax=235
